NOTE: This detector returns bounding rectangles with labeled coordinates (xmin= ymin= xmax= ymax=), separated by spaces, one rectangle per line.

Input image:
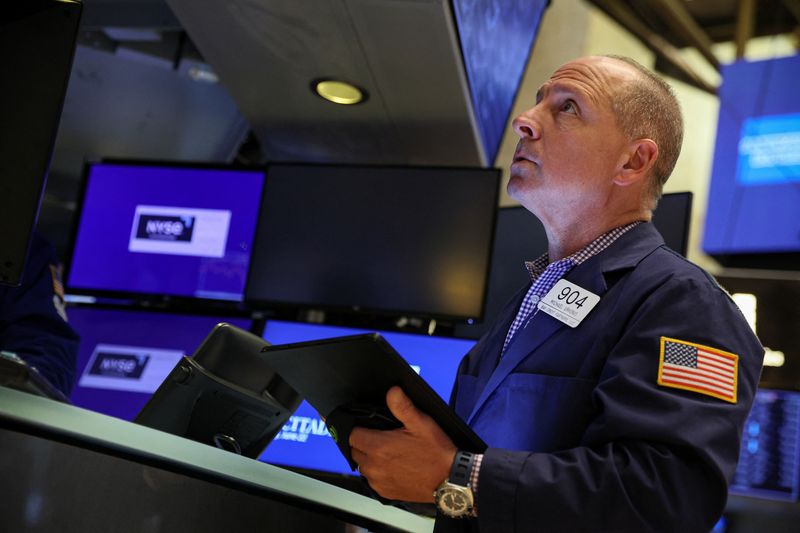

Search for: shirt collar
xmin=524 ymin=221 xmax=643 ymax=281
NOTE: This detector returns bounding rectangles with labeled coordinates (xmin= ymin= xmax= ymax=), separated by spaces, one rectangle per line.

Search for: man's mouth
xmin=513 ymin=153 xmax=537 ymax=164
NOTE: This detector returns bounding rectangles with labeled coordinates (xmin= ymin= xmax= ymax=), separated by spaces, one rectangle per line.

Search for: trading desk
xmin=0 ymin=386 xmax=433 ymax=532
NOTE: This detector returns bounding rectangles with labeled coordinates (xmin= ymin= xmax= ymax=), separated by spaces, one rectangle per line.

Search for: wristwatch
xmin=434 ymin=450 xmax=475 ymax=518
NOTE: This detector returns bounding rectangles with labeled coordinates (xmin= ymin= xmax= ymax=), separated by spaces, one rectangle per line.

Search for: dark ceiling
xmin=587 ymin=0 xmax=800 ymax=93
xmin=38 ymin=0 xmax=800 ymax=256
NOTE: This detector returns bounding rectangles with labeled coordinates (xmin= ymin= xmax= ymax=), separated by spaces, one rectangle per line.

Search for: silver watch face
xmin=436 ymin=485 xmax=473 ymax=517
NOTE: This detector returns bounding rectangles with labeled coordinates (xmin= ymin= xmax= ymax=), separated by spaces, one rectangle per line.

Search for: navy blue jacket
xmin=438 ymin=222 xmax=764 ymax=533
xmin=0 ymin=233 xmax=79 ymax=395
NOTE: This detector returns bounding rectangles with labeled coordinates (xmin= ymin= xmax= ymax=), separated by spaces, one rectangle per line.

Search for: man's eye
xmin=561 ymin=100 xmax=577 ymax=114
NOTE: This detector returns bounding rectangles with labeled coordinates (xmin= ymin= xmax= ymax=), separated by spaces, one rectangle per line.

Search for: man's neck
xmin=544 ymin=210 xmax=649 ymax=262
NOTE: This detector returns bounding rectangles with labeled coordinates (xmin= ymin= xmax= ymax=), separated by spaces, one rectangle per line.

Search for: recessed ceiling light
xmin=313 ymin=79 xmax=367 ymax=105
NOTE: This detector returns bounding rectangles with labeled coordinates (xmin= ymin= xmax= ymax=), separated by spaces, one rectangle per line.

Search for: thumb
xmin=386 ymin=386 xmax=425 ymax=429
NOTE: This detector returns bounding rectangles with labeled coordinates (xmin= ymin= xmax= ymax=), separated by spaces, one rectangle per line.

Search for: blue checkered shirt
xmin=501 ymin=221 xmax=642 ymax=356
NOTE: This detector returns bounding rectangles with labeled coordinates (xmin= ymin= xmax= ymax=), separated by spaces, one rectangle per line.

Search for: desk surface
xmin=0 ymin=386 xmax=433 ymax=533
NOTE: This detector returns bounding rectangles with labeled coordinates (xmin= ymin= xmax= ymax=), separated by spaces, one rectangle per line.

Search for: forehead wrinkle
xmin=547 ymin=59 xmax=630 ymax=107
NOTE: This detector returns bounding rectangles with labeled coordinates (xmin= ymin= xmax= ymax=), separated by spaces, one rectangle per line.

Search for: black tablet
xmin=261 ymin=333 xmax=487 ymax=460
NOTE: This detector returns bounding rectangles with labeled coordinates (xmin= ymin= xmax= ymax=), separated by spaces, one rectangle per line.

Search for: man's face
xmin=507 ymin=57 xmax=636 ymax=224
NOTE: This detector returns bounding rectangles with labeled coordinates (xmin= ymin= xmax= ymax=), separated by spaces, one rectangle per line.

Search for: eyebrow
xmin=535 ymin=83 xmax=577 ymax=104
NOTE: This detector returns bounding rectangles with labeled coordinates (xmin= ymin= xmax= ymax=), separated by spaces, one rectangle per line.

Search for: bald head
xmin=598 ymin=55 xmax=684 ymax=209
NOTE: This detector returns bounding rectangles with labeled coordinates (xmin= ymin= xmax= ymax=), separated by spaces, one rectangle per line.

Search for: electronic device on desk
xmin=135 ymin=323 xmax=301 ymax=458
xmin=66 ymin=160 xmax=264 ymax=304
xmin=257 ymin=320 xmax=476 ymax=476
xmin=246 ymin=163 xmax=500 ymax=322
xmin=0 ymin=351 xmax=68 ymax=403
xmin=730 ymin=387 xmax=800 ymax=501
xmin=68 ymin=306 xmax=253 ymax=421
xmin=455 ymin=191 xmax=693 ymax=339
xmin=260 ymin=333 xmax=486 ymax=476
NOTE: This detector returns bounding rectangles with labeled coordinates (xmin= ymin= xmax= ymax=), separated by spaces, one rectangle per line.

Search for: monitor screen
xmin=0 ymin=1 xmax=81 ymax=286
xmin=257 ymin=319 xmax=476 ymax=475
xmin=455 ymin=192 xmax=693 ymax=339
xmin=245 ymin=164 xmax=500 ymax=321
xmin=703 ymin=55 xmax=800 ymax=269
xmin=67 ymin=161 xmax=264 ymax=301
xmin=67 ymin=306 xmax=252 ymax=421
xmin=730 ymin=388 xmax=800 ymax=501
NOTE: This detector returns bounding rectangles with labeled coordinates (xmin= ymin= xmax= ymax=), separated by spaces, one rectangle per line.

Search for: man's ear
xmin=614 ymin=139 xmax=658 ymax=186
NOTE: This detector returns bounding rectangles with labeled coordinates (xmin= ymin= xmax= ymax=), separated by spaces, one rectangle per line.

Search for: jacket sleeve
xmin=0 ymin=234 xmax=79 ymax=396
xmin=473 ymin=274 xmax=764 ymax=533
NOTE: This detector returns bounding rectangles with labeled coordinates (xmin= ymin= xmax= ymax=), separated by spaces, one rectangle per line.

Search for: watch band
xmin=449 ymin=450 xmax=475 ymax=488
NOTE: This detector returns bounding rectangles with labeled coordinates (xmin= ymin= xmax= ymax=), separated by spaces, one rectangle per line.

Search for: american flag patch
xmin=657 ymin=337 xmax=738 ymax=403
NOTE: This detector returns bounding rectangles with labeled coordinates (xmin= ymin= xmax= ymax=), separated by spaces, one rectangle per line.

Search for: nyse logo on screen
xmin=129 ymin=205 xmax=231 ymax=258
xmin=136 ymin=214 xmax=195 ymax=242
xmin=89 ymin=352 xmax=149 ymax=379
xmin=79 ymin=343 xmax=184 ymax=393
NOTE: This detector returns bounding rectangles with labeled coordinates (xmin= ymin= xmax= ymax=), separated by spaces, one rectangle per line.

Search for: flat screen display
xmin=455 ymin=192 xmax=692 ymax=339
xmin=730 ymin=388 xmax=800 ymax=501
xmin=246 ymin=164 xmax=500 ymax=321
xmin=703 ymin=55 xmax=800 ymax=269
xmin=67 ymin=306 xmax=252 ymax=421
xmin=67 ymin=161 xmax=264 ymax=301
xmin=257 ymin=319 xmax=476 ymax=475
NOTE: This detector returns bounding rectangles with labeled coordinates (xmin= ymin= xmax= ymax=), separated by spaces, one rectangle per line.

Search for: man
xmin=349 ymin=56 xmax=764 ymax=532
xmin=0 ymin=232 xmax=79 ymax=397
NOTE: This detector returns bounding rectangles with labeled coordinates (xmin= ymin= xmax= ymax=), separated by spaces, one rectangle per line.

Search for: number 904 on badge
xmin=537 ymin=279 xmax=601 ymax=328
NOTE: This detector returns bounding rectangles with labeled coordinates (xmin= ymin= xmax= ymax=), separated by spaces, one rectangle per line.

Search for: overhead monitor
xmin=246 ymin=164 xmax=500 ymax=321
xmin=66 ymin=161 xmax=264 ymax=302
xmin=455 ymin=192 xmax=693 ymax=339
xmin=257 ymin=320 xmax=476 ymax=476
xmin=68 ymin=306 xmax=252 ymax=421
xmin=729 ymin=388 xmax=800 ymax=501
xmin=703 ymin=55 xmax=800 ymax=270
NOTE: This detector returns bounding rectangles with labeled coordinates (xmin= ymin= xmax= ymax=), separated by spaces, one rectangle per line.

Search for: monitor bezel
xmin=243 ymin=161 xmax=501 ymax=323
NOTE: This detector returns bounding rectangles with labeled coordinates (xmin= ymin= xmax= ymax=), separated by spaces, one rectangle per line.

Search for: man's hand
xmin=349 ymin=386 xmax=457 ymax=502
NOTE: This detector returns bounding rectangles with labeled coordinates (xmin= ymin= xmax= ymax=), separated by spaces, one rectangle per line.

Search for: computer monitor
xmin=651 ymin=191 xmax=692 ymax=257
xmin=66 ymin=160 xmax=264 ymax=302
xmin=257 ymin=319 xmax=476 ymax=475
xmin=246 ymin=163 xmax=500 ymax=321
xmin=135 ymin=323 xmax=302 ymax=458
xmin=730 ymin=388 xmax=800 ymax=501
xmin=0 ymin=0 xmax=82 ymax=285
xmin=703 ymin=55 xmax=800 ymax=270
xmin=454 ymin=192 xmax=693 ymax=339
xmin=68 ymin=306 xmax=253 ymax=421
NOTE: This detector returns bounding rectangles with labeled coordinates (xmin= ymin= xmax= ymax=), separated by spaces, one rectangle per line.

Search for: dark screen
xmin=246 ymin=164 xmax=500 ymax=320
xmin=257 ymin=320 xmax=476 ymax=475
xmin=0 ymin=1 xmax=81 ymax=285
xmin=651 ymin=191 xmax=692 ymax=257
xmin=455 ymin=192 xmax=693 ymax=339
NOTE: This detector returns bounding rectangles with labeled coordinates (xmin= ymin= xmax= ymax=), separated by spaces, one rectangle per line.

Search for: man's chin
xmin=506 ymin=174 xmax=530 ymax=201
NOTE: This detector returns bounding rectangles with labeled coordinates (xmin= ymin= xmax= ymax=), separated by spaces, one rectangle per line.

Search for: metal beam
xmin=592 ymin=0 xmax=717 ymax=94
xmin=646 ymin=0 xmax=721 ymax=71
xmin=735 ymin=0 xmax=756 ymax=59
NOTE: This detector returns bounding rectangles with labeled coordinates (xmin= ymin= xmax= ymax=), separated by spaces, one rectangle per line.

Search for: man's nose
xmin=512 ymin=111 xmax=540 ymax=140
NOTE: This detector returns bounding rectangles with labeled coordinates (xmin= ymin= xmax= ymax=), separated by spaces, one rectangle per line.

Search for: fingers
xmin=386 ymin=386 xmax=424 ymax=428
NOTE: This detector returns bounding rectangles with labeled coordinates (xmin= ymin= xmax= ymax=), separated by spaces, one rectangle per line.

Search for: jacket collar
xmin=466 ymin=222 xmax=665 ymax=425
